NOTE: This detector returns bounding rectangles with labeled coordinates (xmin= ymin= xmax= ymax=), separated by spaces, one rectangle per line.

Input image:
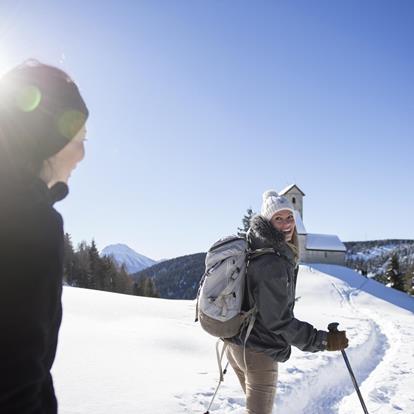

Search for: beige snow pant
xmin=226 ymin=342 xmax=278 ymax=414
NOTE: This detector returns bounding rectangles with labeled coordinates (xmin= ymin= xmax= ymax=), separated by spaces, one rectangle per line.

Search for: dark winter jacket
xmin=0 ymin=172 xmax=67 ymax=414
xmin=228 ymin=215 xmax=328 ymax=362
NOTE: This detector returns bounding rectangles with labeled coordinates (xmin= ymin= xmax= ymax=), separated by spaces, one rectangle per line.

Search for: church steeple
xmin=279 ymin=184 xmax=305 ymax=220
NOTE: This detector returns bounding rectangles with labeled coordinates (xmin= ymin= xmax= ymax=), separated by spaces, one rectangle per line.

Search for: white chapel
xmin=279 ymin=184 xmax=347 ymax=265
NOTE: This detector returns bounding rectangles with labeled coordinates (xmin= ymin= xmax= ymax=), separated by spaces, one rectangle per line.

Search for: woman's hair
xmin=0 ymin=60 xmax=89 ymax=176
xmin=290 ymin=227 xmax=300 ymax=252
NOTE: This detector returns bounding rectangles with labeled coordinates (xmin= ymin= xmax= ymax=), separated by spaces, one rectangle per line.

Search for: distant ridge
xmin=132 ymin=252 xmax=206 ymax=299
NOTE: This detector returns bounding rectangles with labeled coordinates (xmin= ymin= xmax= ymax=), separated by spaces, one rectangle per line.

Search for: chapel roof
xmin=279 ymin=184 xmax=305 ymax=196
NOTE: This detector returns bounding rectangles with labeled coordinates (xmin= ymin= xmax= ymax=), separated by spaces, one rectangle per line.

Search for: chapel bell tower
xmin=279 ymin=184 xmax=305 ymax=220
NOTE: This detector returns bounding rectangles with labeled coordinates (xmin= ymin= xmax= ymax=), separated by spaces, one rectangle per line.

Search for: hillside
xmin=132 ymin=252 xmax=206 ymax=299
xmin=53 ymin=265 xmax=414 ymax=413
xmin=345 ymin=239 xmax=414 ymax=277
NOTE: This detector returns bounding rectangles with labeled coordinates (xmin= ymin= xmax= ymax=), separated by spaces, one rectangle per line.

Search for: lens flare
xmin=15 ymin=85 xmax=42 ymax=112
xmin=57 ymin=110 xmax=86 ymax=139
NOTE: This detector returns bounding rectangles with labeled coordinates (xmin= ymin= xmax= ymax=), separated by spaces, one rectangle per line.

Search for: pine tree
xmin=238 ymin=208 xmax=254 ymax=238
xmin=60 ymin=234 xmax=154 ymax=297
xmin=111 ymin=264 xmax=132 ymax=294
xmin=401 ymin=263 xmax=414 ymax=295
xmin=72 ymin=241 xmax=92 ymax=288
xmin=133 ymin=276 xmax=146 ymax=297
xmin=88 ymin=240 xmax=101 ymax=290
xmin=63 ymin=233 xmax=76 ymax=285
xmin=143 ymin=277 xmax=159 ymax=298
xmin=386 ymin=254 xmax=405 ymax=292
xmin=133 ymin=276 xmax=159 ymax=298
xmin=374 ymin=272 xmax=388 ymax=285
xmin=100 ymin=256 xmax=118 ymax=292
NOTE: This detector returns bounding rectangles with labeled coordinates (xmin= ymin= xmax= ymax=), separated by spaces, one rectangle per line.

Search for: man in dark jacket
xmin=0 ymin=61 xmax=88 ymax=413
xmin=0 ymin=175 xmax=65 ymax=413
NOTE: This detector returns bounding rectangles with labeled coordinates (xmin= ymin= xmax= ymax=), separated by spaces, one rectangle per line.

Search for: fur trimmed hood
xmin=249 ymin=215 xmax=285 ymax=247
xmin=247 ymin=215 xmax=298 ymax=264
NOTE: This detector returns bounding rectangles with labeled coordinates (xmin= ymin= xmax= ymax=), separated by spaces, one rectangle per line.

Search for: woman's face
xmin=270 ymin=209 xmax=296 ymax=242
xmin=40 ymin=125 xmax=87 ymax=187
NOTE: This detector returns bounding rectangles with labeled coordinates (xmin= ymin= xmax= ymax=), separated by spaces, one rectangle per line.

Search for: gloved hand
xmin=327 ymin=329 xmax=349 ymax=351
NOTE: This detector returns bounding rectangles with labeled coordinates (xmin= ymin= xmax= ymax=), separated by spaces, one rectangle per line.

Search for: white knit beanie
xmin=261 ymin=190 xmax=295 ymax=221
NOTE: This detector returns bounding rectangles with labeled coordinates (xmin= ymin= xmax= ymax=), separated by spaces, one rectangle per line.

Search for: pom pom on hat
xmin=262 ymin=189 xmax=279 ymax=201
xmin=261 ymin=189 xmax=295 ymax=221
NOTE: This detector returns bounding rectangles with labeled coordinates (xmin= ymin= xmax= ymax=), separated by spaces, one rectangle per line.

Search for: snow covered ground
xmin=53 ymin=265 xmax=414 ymax=414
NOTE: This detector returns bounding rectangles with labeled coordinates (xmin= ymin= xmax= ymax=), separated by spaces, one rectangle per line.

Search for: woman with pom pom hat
xmin=225 ymin=190 xmax=349 ymax=414
xmin=0 ymin=60 xmax=88 ymax=413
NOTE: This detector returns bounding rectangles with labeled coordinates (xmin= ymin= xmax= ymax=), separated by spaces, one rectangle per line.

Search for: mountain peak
xmin=101 ymin=244 xmax=156 ymax=274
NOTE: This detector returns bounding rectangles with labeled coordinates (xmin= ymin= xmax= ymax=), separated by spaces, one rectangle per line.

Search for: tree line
xmin=345 ymin=241 xmax=414 ymax=295
xmin=63 ymin=234 xmax=159 ymax=298
xmin=374 ymin=254 xmax=413 ymax=295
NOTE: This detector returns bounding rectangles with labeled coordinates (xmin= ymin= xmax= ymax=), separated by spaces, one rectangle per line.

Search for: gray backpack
xmin=196 ymin=235 xmax=274 ymax=339
xmin=195 ymin=235 xmax=275 ymax=385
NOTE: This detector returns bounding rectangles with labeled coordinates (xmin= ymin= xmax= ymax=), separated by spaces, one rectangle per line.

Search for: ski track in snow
xmin=338 ymin=289 xmax=414 ymax=414
xmin=276 ymin=324 xmax=387 ymax=414
xmin=185 ymin=274 xmax=398 ymax=414
xmin=274 ymin=282 xmax=389 ymax=414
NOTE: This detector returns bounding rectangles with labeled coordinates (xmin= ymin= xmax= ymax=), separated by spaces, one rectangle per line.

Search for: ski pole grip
xmin=328 ymin=322 xmax=340 ymax=332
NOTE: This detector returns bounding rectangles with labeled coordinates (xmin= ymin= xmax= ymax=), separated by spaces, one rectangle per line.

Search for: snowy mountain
xmin=100 ymin=243 xmax=156 ymax=274
xmin=53 ymin=264 xmax=414 ymax=413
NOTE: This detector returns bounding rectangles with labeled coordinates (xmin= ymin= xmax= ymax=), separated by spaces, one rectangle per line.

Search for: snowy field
xmin=53 ymin=265 xmax=414 ymax=414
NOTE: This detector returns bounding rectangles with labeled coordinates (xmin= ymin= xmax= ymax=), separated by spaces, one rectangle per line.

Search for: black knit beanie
xmin=0 ymin=60 xmax=89 ymax=170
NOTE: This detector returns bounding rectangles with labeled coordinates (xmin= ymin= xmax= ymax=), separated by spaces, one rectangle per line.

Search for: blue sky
xmin=1 ymin=0 xmax=413 ymax=260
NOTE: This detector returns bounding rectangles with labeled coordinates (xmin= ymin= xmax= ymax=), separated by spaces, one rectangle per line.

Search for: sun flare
xmin=0 ymin=44 xmax=16 ymax=78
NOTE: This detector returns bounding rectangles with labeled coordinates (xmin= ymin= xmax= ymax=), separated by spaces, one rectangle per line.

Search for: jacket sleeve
xmin=252 ymin=259 xmax=327 ymax=352
xmin=0 ymin=206 xmax=63 ymax=413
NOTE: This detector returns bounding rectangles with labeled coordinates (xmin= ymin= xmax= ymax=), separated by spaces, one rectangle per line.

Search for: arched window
xmin=292 ymin=197 xmax=296 ymax=204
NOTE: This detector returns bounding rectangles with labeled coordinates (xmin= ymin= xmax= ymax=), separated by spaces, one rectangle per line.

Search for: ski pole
xmin=204 ymin=361 xmax=229 ymax=414
xmin=328 ymin=323 xmax=369 ymax=414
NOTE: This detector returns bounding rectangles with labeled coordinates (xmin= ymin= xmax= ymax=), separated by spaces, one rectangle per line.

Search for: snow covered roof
xmin=306 ymin=233 xmax=347 ymax=252
xmin=279 ymin=184 xmax=305 ymax=196
xmin=294 ymin=210 xmax=307 ymax=235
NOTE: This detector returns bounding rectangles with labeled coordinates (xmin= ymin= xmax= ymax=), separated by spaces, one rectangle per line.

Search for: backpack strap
xmin=242 ymin=308 xmax=257 ymax=369
xmin=216 ymin=339 xmax=228 ymax=382
xmin=247 ymin=247 xmax=280 ymax=261
xmin=194 ymin=271 xmax=207 ymax=322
